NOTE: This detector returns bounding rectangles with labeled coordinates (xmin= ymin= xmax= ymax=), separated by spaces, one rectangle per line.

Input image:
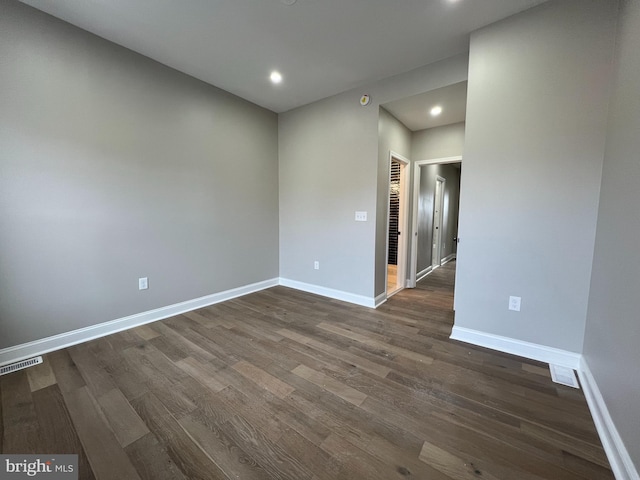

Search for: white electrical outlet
xmin=314 ymin=261 xmax=320 ymax=270
xmin=139 ymin=277 xmax=148 ymax=290
xmin=355 ymin=211 xmax=367 ymax=222
xmin=508 ymin=296 xmax=521 ymax=311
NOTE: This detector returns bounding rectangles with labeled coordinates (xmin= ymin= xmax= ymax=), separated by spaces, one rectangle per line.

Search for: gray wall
xmin=279 ymin=54 xmax=469 ymax=299
xmin=411 ymin=122 xmax=465 ymax=279
xmin=378 ymin=107 xmax=412 ymax=279
xmin=412 ymin=122 xmax=466 ymax=161
xmin=584 ymin=0 xmax=640 ymax=469
xmin=454 ymin=0 xmax=617 ymax=352
xmin=0 ymin=1 xmax=279 ymax=349
xmin=416 ymin=164 xmax=460 ymax=274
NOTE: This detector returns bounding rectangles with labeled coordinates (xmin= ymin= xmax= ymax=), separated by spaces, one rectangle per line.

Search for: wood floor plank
xmin=279 ymin=328 xmax=392 ymax=377
xmin=175 ymin=356 xmax=229 ymax=392
xmin=97 ymin=388 xmax=150 ymax=447
xmin=219 ymin=412 xmax=314 ymax=480
xmin=125 ymin=432 xmax=188 ymax=480
xmin=291 ymin=364 xmax=367 ymax=406
xmin=419 ymin=440 xmax=502 ymax=480
xmin=178 ymin=411 xmax=272 ymax=480
xmin=520 ymin=420 xmax=610 ymax=467
xmin=216 ymin=385 xmax=290 ymax=444
xmin=320 ymin=433 xmax=406 ymax=480
xmin=26 ymin=358 xmax=57 ymax=392
xmin=232 ymin=360 xmax=295 ymax=399
xmin=68 ymin=343 xmax=118 ymax=398
xmin=31 ymin=384 xmax=95 ymax=480
xmin=132 ymin=324 xmax=161 ymax=341
xmin=64 ymin=386 xmax=142 ymax=479
xmin=316 ymin=321 xmax=435 ymax=365
xmin=130 ymin=391 xmax=229 ymax=480
xmin=0 ymin=370 xmax=40 ymax=453
xmin=48 ymin=349 xmax=87 ymax=393
xmin=152 ymin=321 xmax=218 ymax=363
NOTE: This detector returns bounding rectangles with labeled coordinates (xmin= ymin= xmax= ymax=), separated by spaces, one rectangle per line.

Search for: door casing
xmin=409 ymin=156 xmax=462 ymax=288
xmin=385 ymin=151 xmax=411 ymax=297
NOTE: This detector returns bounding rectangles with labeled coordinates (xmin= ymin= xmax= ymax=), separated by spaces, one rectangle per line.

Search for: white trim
xmin=279 ymin=278 xmax=376 ymax=308
xmin=385 ymin=151 xmax=411 ymax=296
xmin=579 ymin=359 xmax=639 ymax=480
xmin=449 ymin=326 xmax=638 ymax=479
xmin=415 ymin=155 xmax=463 ymax=166
xmin=432 ymin=175 xmax=446 ymax=269
xmin=416 ymin=266 xmax=433 ymax=283
xmin=0 ymin=278 xmax=279 ymax=367
xmin=449 ymin=326 xmax=581 ymax=369
xmin=410 ymin=155 xmax=462 ymax=288
xmin=441 ymin=253 xmax=456 ymax=265
xmin=374 ymin=292 xmax=388 ymax=308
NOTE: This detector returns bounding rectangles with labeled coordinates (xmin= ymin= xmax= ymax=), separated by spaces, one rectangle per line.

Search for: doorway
xmin=432 ymin=176 xmax=445 ymax=269
xmin=386 ymin=152 xmax=410 ymax=297
xmin=410 ymin=156 xmax=462 ymax=288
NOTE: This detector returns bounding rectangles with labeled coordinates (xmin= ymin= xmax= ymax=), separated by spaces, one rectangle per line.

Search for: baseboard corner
xmin=0 ymin=277 xmax=279 ymax=367
xmin=374 ymin=292 xmax=387 ymax=308
xmin=278 ymin=278 xmax=376 ymax=309
xmin=578 ymin=359 xmax=640 ymax=480
xmin=449 ymin=325 xmax=581 ymax=369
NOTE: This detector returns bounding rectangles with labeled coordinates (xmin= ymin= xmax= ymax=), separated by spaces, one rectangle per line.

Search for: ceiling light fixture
xmin=270 ymin=71 xmax=283 ymax=84
xmin=430 ymin=105 xmax=442 ymax=116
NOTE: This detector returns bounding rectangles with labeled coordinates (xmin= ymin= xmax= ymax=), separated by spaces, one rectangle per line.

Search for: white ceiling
xmin=20 ymin=0 xmax=548 ymax=113
xmin=383 ymin=81 xmax=467 ymax=131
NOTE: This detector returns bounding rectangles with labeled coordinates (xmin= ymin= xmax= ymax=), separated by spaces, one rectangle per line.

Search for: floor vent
xmin=0 ymin=356 xmax=43 ymax=376
xmin=549 ymin=364 xmax=580 ymax=389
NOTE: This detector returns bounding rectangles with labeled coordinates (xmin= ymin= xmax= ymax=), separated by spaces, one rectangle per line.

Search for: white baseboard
xmin=442 ymin=253 xmax=456 ymax=265
xmin=278 ymin=278 xmax=376 ymax=308
xmin=0 ymin=278 xmax=279 ymax=367
xmin=579 ymin=359 xmax=639 ymax=480
xmin=374 ymin=292 xmax=387 ymax=308
xmin=449 ymin=326 xmax=581 ymax=369
xmin=450 ymin=326 xmax=637 ymax=479
xmin=416 ymin=266 xmax=433 ymax=283
xmin=415 ymin=255 xmax=455 ymax=284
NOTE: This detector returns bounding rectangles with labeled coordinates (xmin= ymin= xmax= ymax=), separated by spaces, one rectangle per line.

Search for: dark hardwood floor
xmin=0 ymin=261 xmax=613 ymax=479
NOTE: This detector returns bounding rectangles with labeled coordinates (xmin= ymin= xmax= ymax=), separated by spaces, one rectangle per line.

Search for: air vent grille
xmin=0 ymin=356 xmax=43 ymax=376
xmin=549 ymin=364 xmax=580 ymax=389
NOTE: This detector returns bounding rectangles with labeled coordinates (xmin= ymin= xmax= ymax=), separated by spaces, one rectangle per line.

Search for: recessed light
xmin=270 ymin=71 xmax=283 ymax=84
xmin=280 ymin=0 xmax=297 ymax=4
xmin=430 ymin=105 xmax=442 ymax=116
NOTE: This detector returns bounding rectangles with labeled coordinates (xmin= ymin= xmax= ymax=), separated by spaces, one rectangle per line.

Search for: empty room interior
xmin=1 ymin=0 xmax=639 ymax=479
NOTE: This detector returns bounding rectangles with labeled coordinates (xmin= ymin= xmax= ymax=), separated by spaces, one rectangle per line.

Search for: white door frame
xmin=409 ymin=155 xmax=462 ymax=288
xmin=385 ymin=151 xmax=411 ymax=297
xmin=432 ymin=175 xmax=446 ymax=270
